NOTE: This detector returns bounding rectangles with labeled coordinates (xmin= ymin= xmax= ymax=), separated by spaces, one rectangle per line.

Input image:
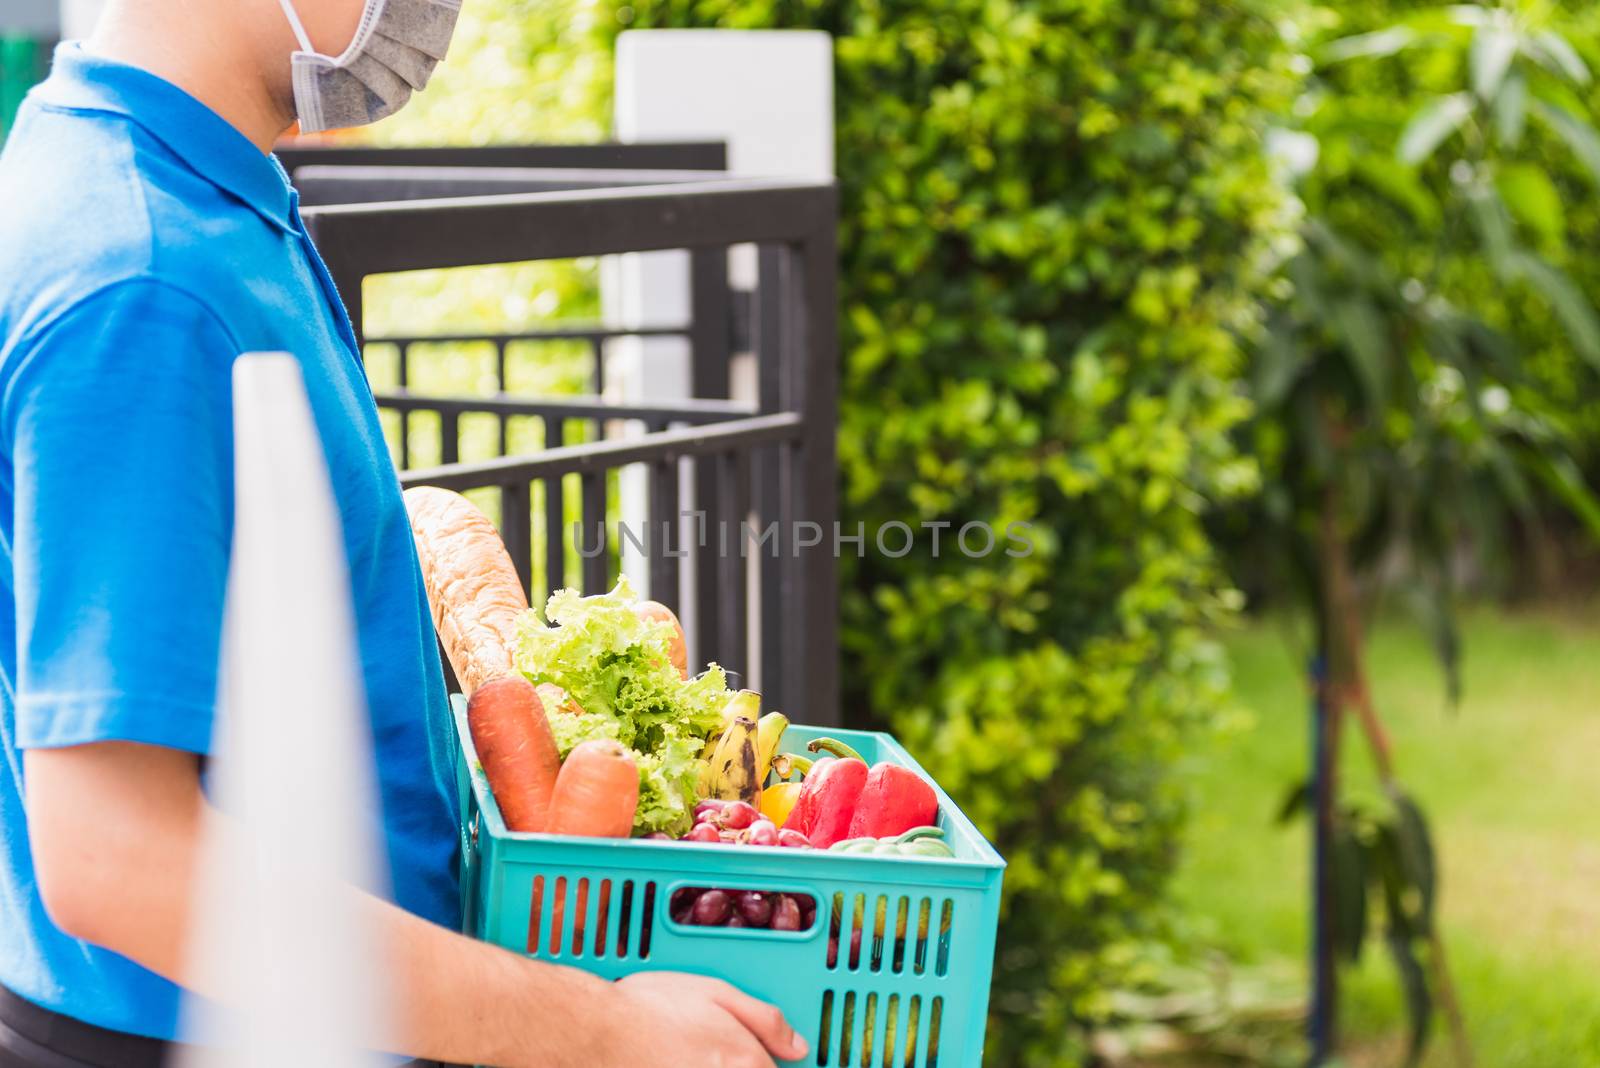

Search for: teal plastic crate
xmin=451 ymin=695 xmax=1005 ymax=1067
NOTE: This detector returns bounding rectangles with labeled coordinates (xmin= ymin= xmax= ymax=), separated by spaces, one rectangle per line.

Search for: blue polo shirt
xmin=0 ymin=45 xmax=460 ymax=1039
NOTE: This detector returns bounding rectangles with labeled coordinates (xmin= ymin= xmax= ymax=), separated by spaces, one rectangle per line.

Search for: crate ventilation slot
xmin=816 ymin=991 xmax=944 ymax=1067
xmin=827 ymin=893 xmax=954 ymax=976
xmin=527 ymin=877 xmax=656 ymax=961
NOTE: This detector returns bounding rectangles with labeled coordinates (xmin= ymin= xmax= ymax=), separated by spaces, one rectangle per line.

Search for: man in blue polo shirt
xmin=0 ymin=2 xmax=805 ymax=1066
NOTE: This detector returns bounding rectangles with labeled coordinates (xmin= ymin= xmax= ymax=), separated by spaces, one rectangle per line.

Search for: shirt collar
xmin=34 ymin=43 xmax=298 ymax=234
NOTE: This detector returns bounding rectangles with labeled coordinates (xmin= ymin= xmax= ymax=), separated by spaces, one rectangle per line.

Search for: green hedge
xmin=601 ymin=1 xmax=1296 ymax=1060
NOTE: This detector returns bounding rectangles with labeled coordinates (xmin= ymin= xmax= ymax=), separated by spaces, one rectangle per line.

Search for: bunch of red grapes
xmin=669 ymin=887 xmax=818 ymax=931
xmin=678 ymin=799 xmax=813 ymax=847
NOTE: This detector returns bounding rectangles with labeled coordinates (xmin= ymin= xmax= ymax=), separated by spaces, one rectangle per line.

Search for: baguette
xmin=403 ymin=486 xmax=530 ymax=695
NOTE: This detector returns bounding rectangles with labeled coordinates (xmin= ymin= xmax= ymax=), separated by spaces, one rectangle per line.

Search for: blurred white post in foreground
xmin=177 ymin=353 xmax=393 ymax=1068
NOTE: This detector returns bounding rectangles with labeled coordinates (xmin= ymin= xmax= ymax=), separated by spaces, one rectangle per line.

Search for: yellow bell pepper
xmin=761 ymin=781 xmax=802 ymax=828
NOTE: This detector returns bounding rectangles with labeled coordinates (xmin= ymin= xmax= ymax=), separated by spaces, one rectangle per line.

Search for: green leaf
xmin=1470 ymin=23 xmax=1519 ymax=100
xmin=1389 ymin=788 xmax=1438 ymax=932
xmin=1386 ymin=929 xmax=1434 ymax=1068
xmin=1332 ymin=824 xmax=1369 ymax=964
xmin=1494 ymin=72 xmax=1528 ymax=146
xmin=1352 ymin=154 xmax=1444 ymax=227
xmin=1502 ymin=252 xmax=1600 ymax=370
xmin=1276 ymin=778 xmax=1311 ymax=825
xmin=1399 ymin=93 xmax=1474 ymax=165
xmin=1495 ymin=162 xmax=1565 ymax=245
xmin=1370 ymin=795 xmax=1437 ymax=1067
xmin=1466 ymin=182 xmax=1515 ymax=261
xmin=1401 ymin=582 xmax=1463 ymax=705
xmin=1528 ymin=29 xmax=1590 ymax=85
xmin=1532 ymin=100 xmax=1600 ymax=190
xmin=1330 ymin=295 xmax=1392 ymax=412
xmin=1322 ymin=26 xmax=1418 ymax=64
xmin=1529 ymin=453 xmax=1600 ymax=540
xmin=1256 ymin=321 xmax=1312 ymax=409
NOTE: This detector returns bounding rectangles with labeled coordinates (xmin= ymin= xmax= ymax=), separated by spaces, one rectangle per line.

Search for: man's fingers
xmin=710 ymin=984 xmax=808 ymax=1062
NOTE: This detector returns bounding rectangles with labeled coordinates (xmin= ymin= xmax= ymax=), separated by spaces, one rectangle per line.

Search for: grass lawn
xmin=1169 ymin=606 xmax=1600 ymax=1068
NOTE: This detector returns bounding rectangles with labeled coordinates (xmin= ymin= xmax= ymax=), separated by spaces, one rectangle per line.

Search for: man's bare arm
xmin=24 ymin=742 xmax=807 ymax=1068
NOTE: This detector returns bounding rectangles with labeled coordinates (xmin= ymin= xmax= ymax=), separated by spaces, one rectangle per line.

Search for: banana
xmin=699 ymin=689 xmax=761 ymax=761
xmin=755 ymin=711 xmax=789 ymax=784
xmin=707 ymin=715 xmax=761 ymax=804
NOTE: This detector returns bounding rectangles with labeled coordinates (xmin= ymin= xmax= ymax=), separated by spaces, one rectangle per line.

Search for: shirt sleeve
xmin=5 ymin=278 xmax=238 ymax=753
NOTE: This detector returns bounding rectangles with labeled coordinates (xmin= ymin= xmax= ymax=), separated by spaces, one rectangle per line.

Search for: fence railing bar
xmin=500 ymin=481 xmax=533 ymax=602
xmin=648 ymin=453 xmax=681 ymax=614
xmin=306 ymin=181 xmax=838 ymax=285
xmin=754 ymin=245 xmax=787 ymax=700
xmin=373 ymin=390 xmax=754 ymax=423
xmin=543 ymin=420 xmax=566 ymax=597
xmin=365 ymin=325 xmax=687 ymax=347
xmin=397 ymin=342 xmax=411 ymax=469
xmin=398 ymin=414 xmax=803 ymax=491
xmin=795 ymin=208 xmax=842 ymax=725
xmin=294 ymin=166 xmax=736 ymax=208
xmin=580 ymin=471 xmax=608 ymax=594
xmin=439 ymin=411 xmax=459 ymax=466
xmin=716 ymin=450 xmax=751 ymax=687
xmin=495 ymin=340 xmax=510 ymax=454
xmin=277 ymin=141 xmax=729 ymax=175
xmin=690 ymin=247 xmax=733 ymax=677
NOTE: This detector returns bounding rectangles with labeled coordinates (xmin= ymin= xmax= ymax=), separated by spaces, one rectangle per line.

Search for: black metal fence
xmin=277 ymin=140 xmax=727 ymax=174
xmin=296 ymin=147 xmax=840 ymax=725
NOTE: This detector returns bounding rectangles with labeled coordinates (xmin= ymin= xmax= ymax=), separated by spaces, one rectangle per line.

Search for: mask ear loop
xmin=276 ymin=0 xmax=316 ymax=53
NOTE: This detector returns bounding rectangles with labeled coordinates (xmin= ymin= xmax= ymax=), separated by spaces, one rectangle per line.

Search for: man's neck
xmin=86 ymin=4 xmax=294 ymax=154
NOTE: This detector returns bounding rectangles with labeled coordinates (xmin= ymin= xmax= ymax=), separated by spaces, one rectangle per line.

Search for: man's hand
xmin=603 ymin=973 xmax=809 ymax=1068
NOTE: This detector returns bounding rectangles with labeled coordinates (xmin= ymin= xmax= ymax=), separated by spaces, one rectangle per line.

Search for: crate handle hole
xmin=666 ymin=889 xmax=819 ymax=935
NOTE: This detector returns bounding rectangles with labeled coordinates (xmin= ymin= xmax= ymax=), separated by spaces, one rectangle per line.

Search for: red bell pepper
xmin=788 ymin=738 xmax=940 ymax=848
xmin=846 ymin=763 xmax=938 ymax=840
xmin=786 ymin=738 xmax=868 ymax=848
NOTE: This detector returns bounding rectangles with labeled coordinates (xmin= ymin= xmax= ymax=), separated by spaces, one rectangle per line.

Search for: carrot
xmin=534 ymin=739 xmax=638 ymax=955
xmin=467 ymin=677 xmax=561 ymax=833
xmin=633 ymin=600 xmax=689 ymax=679
xmin=546 ymin=739 xmax=640 ymax=837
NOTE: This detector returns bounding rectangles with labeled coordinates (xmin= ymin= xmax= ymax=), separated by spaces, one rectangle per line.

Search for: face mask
xmin=276 ymin=0 xmax=462 ymax=134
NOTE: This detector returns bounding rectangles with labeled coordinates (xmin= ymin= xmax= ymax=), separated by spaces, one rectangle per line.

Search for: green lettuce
xmin=515 ymin=579 xmax=726 ymax=836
